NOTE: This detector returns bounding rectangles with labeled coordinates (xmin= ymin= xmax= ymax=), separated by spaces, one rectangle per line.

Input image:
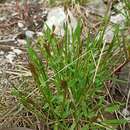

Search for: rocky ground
xmin=0 ymin=0 xmax=47 ymax=128
xmin=0 ymin=0 xmax=130 ymax=129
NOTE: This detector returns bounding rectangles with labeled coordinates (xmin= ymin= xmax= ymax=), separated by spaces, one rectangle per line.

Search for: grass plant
xmin=12 ymin=19 xmax=129 ymax=129
xmin=11 ymin=0 xmax=130 ymax=129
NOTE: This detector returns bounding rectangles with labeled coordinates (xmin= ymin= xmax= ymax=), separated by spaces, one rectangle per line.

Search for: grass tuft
xmin=13 ymin=18 xmax=129 ymax=129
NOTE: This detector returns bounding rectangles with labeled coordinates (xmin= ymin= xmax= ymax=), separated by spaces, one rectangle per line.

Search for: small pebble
xmin=122 ymin=108 xmax=130 ymax=117
xmin=17 ymin=39 xmax=27 ymax=45
xmin=6 ymin=52 xmax=16 ymax=64
xmin=0 ymin=51 xmax=4 ymax=55
xmin=13 ymin=49 xmax=22 ymax=55
xmin=18 ymin=22 xmax=24 ymax=28
xmin=25 ymin=30 xmax=35 ymax=39
xmin=36 ymin=32 xmax=43 ymax=36
xmin=110 ymin=14 xmax=125 ymax=27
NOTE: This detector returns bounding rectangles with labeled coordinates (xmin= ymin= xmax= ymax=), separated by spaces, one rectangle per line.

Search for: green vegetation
xmin=12 ymin=0 xmax=130 ymax=129
xmin=13 ymin=21 xmax=128 ymax=129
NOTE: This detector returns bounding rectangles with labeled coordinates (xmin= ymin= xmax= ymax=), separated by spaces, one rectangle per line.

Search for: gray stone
xmin=110 ymin=14 xmax=126 ymax=27
xmin=86 ymin=0 xmax=107 ymax=17
xmin=122 ymin=108 xmax=130 ymax=117
xmin=18 ymin=22 xmax=24 ymax=28
xmin=25 ymin=30 xmax=35 ymax=39
xmin=6 ymin=52 xmax=16 ymax=64
xmin=45 ymin=7 xmax=77 ymax=36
